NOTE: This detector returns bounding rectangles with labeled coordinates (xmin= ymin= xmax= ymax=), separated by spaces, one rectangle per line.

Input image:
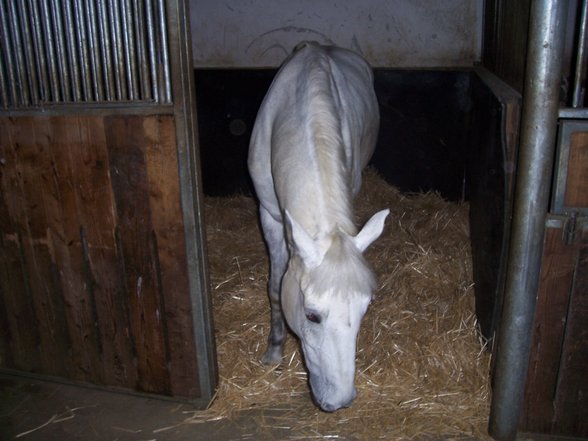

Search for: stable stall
xmin=1 ymin=1 xmax=586 ymax=439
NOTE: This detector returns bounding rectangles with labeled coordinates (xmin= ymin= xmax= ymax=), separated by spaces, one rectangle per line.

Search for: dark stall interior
xmin=168 ymin=0 xmax=588 ymax=436
xmin=197 ymin=69 xmax=473 ymax=200
xmin=195 ymin=67 xmax=518 ymax=341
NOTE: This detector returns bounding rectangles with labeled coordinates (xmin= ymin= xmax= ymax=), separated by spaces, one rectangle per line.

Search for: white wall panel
xmin=190 ymin=0 xmax=483 ymax=68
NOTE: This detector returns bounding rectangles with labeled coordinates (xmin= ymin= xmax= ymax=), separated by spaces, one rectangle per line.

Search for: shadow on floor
xmin=1 ymin=373 xmax=573 ymax=441
xmin=0 ymin=373 xmax=292 ymax=441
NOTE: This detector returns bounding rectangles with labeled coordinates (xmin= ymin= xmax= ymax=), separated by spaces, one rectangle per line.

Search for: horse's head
xmin=282 ymin=209 xmax=389 ymax=411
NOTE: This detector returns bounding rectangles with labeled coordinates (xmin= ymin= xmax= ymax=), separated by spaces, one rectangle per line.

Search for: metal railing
xmin=0 ymin=0 xmax=172 ymax=109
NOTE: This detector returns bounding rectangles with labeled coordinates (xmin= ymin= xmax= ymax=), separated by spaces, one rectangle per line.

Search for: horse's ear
xmin=285 ymin=210 xmax=324 ymax=268
xmin=353 ymin=209 xmax=389 ymax=252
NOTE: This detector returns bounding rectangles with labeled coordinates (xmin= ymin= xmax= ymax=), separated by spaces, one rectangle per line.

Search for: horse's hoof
xmin=261 ymin=348 xmax=283 ymax=365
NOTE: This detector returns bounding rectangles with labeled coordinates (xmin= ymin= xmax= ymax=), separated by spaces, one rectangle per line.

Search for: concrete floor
xmin=0 ymin=373 xmax=293 ymax=441
xmin=0 ymin=372 xmax=578 ymax=441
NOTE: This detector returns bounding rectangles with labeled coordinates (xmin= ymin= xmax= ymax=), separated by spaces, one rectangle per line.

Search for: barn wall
xmin=190 ymin=0 xmax=483 ymax=68
xmin=482 ymin=0 xmax=531 ymax=93
xmin=483 ymin=1 xmax=588 ymax=437
xmin=483 ymin=0 xmax=580 ymax=95
xmin=0 ymin=0 xmax=217 ymax=405
xmin=0 ymin=114 xmax=203 ymax=400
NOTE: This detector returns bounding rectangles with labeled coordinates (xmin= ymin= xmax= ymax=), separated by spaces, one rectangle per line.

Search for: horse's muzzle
xmin=315 ymin=387 xmax=357 ymax=412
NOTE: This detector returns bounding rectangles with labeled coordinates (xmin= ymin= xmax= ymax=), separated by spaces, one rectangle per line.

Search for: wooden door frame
xmin=0 ymin=0 xmax=217 ymax=407
xmin=166 ymin=0 xmax=218 ymax=404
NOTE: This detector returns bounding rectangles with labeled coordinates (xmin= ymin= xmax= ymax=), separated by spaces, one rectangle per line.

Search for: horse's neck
xmin=313 ymin=145 xmax=356 ymax=236
xmin=306 ymin=76 xmax=356 ymax=237
xmin=276 ymin=55 xmax=358 ymax=237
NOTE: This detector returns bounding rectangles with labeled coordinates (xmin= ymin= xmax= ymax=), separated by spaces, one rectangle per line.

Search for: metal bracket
xmin=563 ymin=211 xmax=578 ymax=245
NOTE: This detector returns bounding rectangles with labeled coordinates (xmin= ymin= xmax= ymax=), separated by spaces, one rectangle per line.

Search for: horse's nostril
xmin=342 ymin=396 xmax=356 ymax=409
xmin=319 ymin=390 xmax=357 ymax=412
xmin=321 ymin=401 xmax=351 ymax=412
xmin=320 ymin=401 xmax=339 ymax=413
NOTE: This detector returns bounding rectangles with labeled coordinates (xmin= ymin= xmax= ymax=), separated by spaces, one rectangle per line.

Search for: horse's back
xmin=248 ymin=43 xmax=379 ymax=225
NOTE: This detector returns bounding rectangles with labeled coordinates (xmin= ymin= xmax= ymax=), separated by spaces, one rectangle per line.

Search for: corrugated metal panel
xmin=0 ymin=0 xmax=172 ymax=109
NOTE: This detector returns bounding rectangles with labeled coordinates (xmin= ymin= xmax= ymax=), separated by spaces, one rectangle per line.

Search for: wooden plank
xmin=553 ymin=225 xmax=588 ymax=436
xmin=50 ymin=115 xmax=136 ymax=388
xmin=468 ymin=69 xmax=521 ymax=342
xmin=104 ymin=115 xmax=170 ymax=395
xmin=0 ymin=118 xmax=40 ymax=372
xmin=520 ymin=217 xmax=579 ymax=433
xmin=0 ymin=230 xmax=39 ymax=372
xmin=565 ymin=132 xmax=588 ymax=208
xmin=39 ymin=115 xmax=102 ymax=383
xmin=143 ymin=115 xmax=200 ymax=397
xmin=3 ymin=117 xmax=72 ymax=377
xmin=482 ymin=0 xmax=531 ymax=93
xmin=2 ymin=114 xmax=202 ymax=399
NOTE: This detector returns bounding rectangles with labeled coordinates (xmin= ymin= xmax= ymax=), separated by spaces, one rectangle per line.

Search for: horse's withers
xmin=248 ymin=41 xmax=388 ymax=411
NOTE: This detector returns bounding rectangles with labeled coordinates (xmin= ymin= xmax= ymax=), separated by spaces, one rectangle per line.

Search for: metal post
xmin=488 ymin=1 xmax=568 ymax=440
xmin=573 ymin=0 xmax=588 ymax=107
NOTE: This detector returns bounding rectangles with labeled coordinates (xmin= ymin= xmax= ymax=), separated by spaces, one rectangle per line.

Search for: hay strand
xmin=187 ymin=168 xmax=491 ymax=439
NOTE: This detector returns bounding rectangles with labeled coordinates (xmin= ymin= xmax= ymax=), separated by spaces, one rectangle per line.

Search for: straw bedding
xmin=188 ymin=168 xmax=491 ymax=439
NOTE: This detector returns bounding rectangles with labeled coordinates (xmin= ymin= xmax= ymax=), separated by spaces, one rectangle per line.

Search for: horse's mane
xmin=307 ymin=232 xmax=376 ymax=299
xmin=301 ymin=53 xmax=356 ymax=235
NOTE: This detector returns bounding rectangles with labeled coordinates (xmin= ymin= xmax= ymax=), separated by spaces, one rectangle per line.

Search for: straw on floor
xmin=187 ymin=168 xmax=491 ymax=439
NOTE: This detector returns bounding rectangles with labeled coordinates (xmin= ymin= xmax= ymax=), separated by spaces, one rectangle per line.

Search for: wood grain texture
xmin=521 ymin=218 xmax=588 ymax=437
xmin=140 ymin=115 xmax=201 ymax=397
xmin=483 ymin=0 xmax=531 ymax=93
xmin=0 ymin=119 xmax=41 ymax=372
xmin=50 ymin=116 xmax=135 ymax=387
xmin=3 ymin=117 xmax=73 ymax=378
xmin=41 ymin=116 xmax=101 ymax=383
xmin=565 ymin=132 xmax=588 ymax=208
xmin=104 ymin=115 xmax=171 ymax=395
xmin=552 ymin=227 xmax=588 ymax=436
xmin=0 ymin=114 xmax=202 ymax=399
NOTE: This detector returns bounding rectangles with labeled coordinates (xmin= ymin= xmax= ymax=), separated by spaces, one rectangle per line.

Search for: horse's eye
xmin=305 ymin=311 xmax=321 ymax=324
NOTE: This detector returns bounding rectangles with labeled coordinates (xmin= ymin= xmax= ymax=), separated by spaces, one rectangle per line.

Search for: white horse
xmin=248 ymin=41 xmax=389 ymax=412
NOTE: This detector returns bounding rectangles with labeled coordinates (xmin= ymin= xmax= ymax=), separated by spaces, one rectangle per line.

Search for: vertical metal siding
xmin=0 ymin=0 xmax=172 ymax=109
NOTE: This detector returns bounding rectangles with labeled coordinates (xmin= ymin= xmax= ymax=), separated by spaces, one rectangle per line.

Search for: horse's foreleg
xmin=259 ymin=207 xmax=288 ymax=365
xmin=264 ymin=266 xmax=286 ymax=364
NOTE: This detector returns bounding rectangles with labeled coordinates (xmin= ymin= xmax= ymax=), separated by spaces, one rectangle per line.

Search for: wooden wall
xmin=484 ymin=3 xmax=588 ymax=436
xmin=0 ymin=114 xmax=203 ymax=399
xmin=483 ymin=0 xmax=579 ymax=101
xmin=521 ymin=216 xmax=588 ymax=436
xmin=483 ymin=0 xmax=531 ymax=93
xmin=466 ymin=68 xmax=520 ymax=342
